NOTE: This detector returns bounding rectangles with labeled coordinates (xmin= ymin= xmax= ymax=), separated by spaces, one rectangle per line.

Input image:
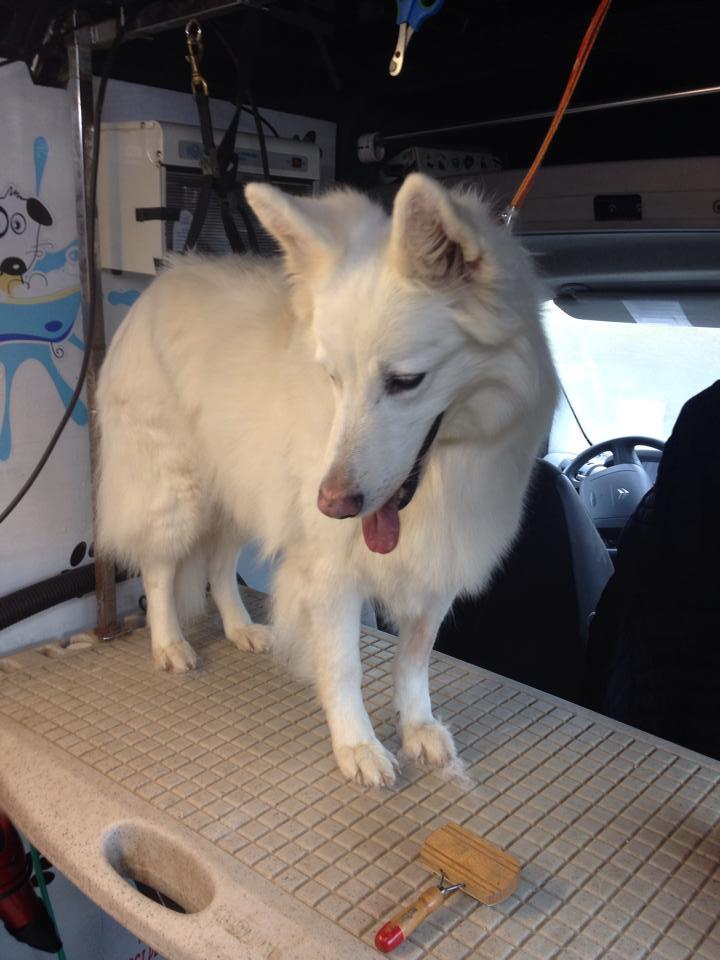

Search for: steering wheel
xmin=562 ymin=435 xmax=665 ymax=529
xmin=562 ymin=435 xmax=665 ymax=486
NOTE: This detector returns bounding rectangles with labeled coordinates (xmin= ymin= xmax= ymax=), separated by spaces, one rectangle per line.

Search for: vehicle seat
xmin=584 ymin=380 xmax=720 ymax=759
xmin=435 ymin=459 xmax=613 ymax=703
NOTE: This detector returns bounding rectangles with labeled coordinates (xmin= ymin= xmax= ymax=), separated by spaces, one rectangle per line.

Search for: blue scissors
xmin=390 ymin=0 xmax=445 ymax=76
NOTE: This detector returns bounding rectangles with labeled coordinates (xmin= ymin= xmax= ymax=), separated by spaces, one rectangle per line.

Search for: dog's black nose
xmin=317 ymin=486 xmax=364 ymax=519
xmin=0 ymin=257 xmax=26 ymax=277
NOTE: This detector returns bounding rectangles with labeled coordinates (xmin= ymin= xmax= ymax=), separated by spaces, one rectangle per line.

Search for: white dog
xmin=96 ymin=173 xmax=556 ymax=786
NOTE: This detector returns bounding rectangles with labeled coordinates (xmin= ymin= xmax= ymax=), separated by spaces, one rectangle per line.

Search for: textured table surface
xmin=0 ymin=613 xmax=719 ymax=960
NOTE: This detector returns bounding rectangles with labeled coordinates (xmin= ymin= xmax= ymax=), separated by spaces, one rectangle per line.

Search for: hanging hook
xmin=185 ymin=19 xmax=208 ymax=96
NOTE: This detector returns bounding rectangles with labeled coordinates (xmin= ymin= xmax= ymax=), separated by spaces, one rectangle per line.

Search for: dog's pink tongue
xmin=362 ymin=496 xmax=401 ymax=554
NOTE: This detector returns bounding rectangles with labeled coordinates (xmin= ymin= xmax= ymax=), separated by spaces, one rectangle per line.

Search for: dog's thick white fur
xmin=96 ymin=173 xmax=557 ymax=786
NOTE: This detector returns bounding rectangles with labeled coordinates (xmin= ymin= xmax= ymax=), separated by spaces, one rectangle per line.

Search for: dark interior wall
xmin=6 ymin=1 xmax=720 ymax=186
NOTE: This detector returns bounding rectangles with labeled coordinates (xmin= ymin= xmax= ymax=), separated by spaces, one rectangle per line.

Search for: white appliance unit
xmin=98 ymin=120 xmax=322 ymax=275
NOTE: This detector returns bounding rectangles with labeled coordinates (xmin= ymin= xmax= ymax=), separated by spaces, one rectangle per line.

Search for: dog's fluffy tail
xmin=271 ymin=600 xmax=315 ymax=681
xmin=270 ymin=564 xmax=316 ymax=682
xmin=174 ymin=546 xmax=209 ymax=625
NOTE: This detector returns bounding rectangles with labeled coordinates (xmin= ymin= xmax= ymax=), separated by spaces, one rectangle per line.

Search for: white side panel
xmin=0 ymin=73 xmax=153 ymax=653
xmin=0 ymin=64 xmax=103 ymax=653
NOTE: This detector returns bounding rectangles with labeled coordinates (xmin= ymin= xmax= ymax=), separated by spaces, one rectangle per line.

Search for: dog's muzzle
xmin=360 ymin=411 xmax=445 ymax=554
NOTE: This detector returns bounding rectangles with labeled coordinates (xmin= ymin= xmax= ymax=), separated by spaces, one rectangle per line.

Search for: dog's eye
xmin=384 ymin=372 xmax=426 ymax=395
xmin=10 ymin=213 xmax=26 ymax=235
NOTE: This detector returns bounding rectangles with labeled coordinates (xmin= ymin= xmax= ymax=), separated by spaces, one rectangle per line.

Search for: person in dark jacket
xmin=585 ymin=380 xmax=720 ymax=759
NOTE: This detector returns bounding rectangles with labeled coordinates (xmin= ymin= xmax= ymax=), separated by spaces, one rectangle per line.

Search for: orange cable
xmin=506 ymin=0 xmax=613 ymax=218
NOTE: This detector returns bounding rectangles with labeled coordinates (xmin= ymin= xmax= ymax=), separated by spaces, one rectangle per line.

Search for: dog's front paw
xmin=402 ymin=720 xmax=457 ymax=768
xmin=154 ymin=639 xmax=198 ymax=673
xmin=335 ymin=741 xmax=399 ymax=788
xmin=226 ymin=623 xmax=272 ymax=653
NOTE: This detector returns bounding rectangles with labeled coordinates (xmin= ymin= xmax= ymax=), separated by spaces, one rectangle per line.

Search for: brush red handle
xmin=375 ymin=884 xmax=446 ymax=952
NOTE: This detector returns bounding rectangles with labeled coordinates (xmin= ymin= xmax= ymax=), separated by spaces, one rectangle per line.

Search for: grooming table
xmin=0 ymin=613 xmax=719 ymax=960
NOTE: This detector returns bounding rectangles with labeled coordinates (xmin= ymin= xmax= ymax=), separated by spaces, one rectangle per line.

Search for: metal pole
xmin=379 ymin=84 xmax=720 ymax=145
xmin=67 ymin=25 xmax=118 ymax=641
xmin=85 ymin=0 xmax=332 ymax=45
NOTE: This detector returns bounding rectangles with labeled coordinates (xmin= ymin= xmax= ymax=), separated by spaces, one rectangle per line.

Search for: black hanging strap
xmin=183 ymin=174 xmax=214 ymax=253
xmin=182 ymin=20 xmax=253 ymax=256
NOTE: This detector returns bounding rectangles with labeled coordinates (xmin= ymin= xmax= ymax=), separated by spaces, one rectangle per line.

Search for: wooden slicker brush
xmin=375 ymin=824 xmax=520 ymax=952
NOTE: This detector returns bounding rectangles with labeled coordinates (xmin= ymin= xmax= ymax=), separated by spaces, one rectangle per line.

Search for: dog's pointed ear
xmin=245 ymin=182 xmax=333 ymax=273
xmin=389 ymin=173 xmax=483 ymax=284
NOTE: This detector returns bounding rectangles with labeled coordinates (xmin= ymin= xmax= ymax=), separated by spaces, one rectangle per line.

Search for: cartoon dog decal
xmin=0 ymin=151 xmax=139 ymax=460
xmin=0 ymin=186 xmax=53 ymax=296
xmin=0 ymin=178 xmax=86 ymax=460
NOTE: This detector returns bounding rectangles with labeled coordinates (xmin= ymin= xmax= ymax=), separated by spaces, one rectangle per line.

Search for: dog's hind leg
xmin=208 ymin=529 xmax=271 ymax=654
xmin=393 ymin=601 xmax=459 ymax=769
xmin=145 ymin=556 xmax=198 ymax=673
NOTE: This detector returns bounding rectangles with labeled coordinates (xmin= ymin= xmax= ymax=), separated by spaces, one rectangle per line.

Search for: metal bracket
xmin=438 ymin=872 xmax=465 ymax=896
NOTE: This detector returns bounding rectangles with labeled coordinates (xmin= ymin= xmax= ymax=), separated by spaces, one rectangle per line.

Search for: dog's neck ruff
xmin=361 ymin=412 xmax=444 ymax=554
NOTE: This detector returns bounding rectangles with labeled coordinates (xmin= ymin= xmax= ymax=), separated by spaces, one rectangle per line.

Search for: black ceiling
xmin=76 ymin=0 xmax=720 ymax=182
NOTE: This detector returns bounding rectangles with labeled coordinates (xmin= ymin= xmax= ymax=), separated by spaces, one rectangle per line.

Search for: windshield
xmin=542 ymin=300 xmax=720 ymax=456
